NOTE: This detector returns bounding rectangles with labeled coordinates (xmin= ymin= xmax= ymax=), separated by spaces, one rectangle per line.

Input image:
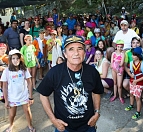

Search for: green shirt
xmin=20 ymin=45 xmax=36 ymax=68
xmin=29 ymin=26 xmax=42 ymax=38
xmin=87 ymin=31 xmax=94 ymax=39
xmin=125 ymin=49 xmax=133 ymax=64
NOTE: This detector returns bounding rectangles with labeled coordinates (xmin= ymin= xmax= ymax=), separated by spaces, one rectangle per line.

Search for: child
xmin=20 ymin=35 xmax=40 ymax=90
xmin=97 ymin=40 xmax=106 ymax=56
xmin=33 ymin=29 xmax=47 ymax=80
xmin=110 ymin=40 xmax=125 ymax=104
xmin=56 ymin=57 xmax=64 ymax=65
xmin=1 ymin=49 xmax=35 ymax=132
xmin=125 ymin=47 xmax=143 ymax=119
xmin=0 ymin=43 xmax=8 ymax=101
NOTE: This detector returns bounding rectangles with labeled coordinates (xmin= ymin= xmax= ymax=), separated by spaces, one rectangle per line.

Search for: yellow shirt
xmin=131 ymin=27 xmax=139 ymax=35
xmin=46 ymin=38 xmax=62 ymax=61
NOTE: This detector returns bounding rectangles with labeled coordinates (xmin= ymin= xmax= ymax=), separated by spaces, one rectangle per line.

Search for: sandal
xmin=132 ymin=112 xmax=140 ymax=120
xmin=28 ymin=127 xmax=36 ymax=132
xmin=119 ymin=98 xmax=125 ymax=104
xmin=110 ymin=96 xmax=116 ymax=102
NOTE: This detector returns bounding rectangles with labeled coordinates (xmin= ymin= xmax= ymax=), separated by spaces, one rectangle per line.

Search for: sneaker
xmin=125 ymin=105 xmax=133 ymax=111
xmin=132 ymin=112 xmax=140 ymax=120
xmin=104 ymin=92 xmax=113 ymax=99
xmin=110 ymin=96 xmax=116 ymax=102
xmin=119 ymin=98 xmax=125 ymax=104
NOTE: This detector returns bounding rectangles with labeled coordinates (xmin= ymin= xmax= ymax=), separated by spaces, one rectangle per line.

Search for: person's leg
xmin=123 ymin=79 xmax=130 ymax=92
xmin=135 ymin=96 xmax=142 ymax=113
xmin=101 ymin=79 xmax=109 ymax=92
xmin=22 ymin=104 xmax=35 ymax=131
xmin=31 ymin=67 xmax=36 ymax=89
xmin=7 ymin=106 xmax=17 ymax=131
xmin=112 ymin=70 xmax=117 ymax=97
xmin=39 ymin=67 xmax=43 ymax=80
xmin=117 ymin=74 xmax=123 ymax=99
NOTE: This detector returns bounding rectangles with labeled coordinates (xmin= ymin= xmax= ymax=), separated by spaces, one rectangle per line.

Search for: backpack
xmin=130 ymin=61 xmax=143 ymax=79
xmin=90 ymin=36 xmax=96 ymax=47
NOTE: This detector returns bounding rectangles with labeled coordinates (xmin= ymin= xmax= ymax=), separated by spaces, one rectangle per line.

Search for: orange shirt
xmin=32 ymin=39 xmax=47 ymax=58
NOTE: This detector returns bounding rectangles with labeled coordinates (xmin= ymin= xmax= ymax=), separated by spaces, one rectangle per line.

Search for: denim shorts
xmin=55 ymin=126 xmax=96 ymax=132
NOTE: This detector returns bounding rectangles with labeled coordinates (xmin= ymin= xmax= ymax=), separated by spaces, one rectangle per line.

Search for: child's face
xmin=0 ymin=47 xmax=6 ymax=56
xmin=131 ymin=39 xmax=140 ymax=48
xmin=132 ymin=54 xmax=138 ymax=61
xmin=12 ymin=54 xmax=20 ymax=66
xmin=25 ymin=38 xmax=32 ymax=44
xmin=57 ymin=58 xmax=63 ymax=64
xmin=95 ymin=32 xmax=100 ymax=37
xmin=116 ymin=45 xmax=123 ymax=52
xmin=98 ymin=41 xmax=104 ymax=49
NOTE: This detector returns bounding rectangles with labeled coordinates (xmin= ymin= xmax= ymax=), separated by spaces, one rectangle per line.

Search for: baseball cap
xmin=63 ymin=22 xmax=68 ymax=26
xmin=120 ymin=20 xmax=128 ymax=25
xmin=39 ymin=29 xmax=45 ymax=34
xmin=9 ymin=49 xmax=21 ymax=56
xmin=0 ymin=43 xmax=7 ymax=48
xmin=85 ymin=22 xmax=92 ymax=28
xmin=94 ymin=28 xmax=100 ymax=33
xmin=122 ymin=7 xmax=125 ymax=10
xmin=50 ymin=30 xmax=57 ymax=35
xmin=84 ymin=40 xmax=91 ymax=45
xmin=116 ymin=40 xmax=124 ymax=45
xmin=132 ymin=47 xmax=142 ymax=56
xmin=47 ymin=18 xmax=53 ymax=22
xmin=64 ymin=35 xmax=85 ymax=48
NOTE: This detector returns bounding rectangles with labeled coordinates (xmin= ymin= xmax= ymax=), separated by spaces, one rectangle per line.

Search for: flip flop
xmin=6 ymin=127 xmax=13 ymax=132
xmin=28 ymin=127 xmax=36 ymax=132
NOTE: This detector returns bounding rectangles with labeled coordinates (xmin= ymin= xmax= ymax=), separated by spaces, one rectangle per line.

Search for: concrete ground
xmin=0 ymin=79 xmax=143 ymax=132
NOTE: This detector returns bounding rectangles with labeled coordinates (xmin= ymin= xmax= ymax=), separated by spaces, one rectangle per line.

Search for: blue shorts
xmin=37 ymin=58 xmax=45 ymax=67
xmin=55 ymin=126 xmax=96 ymax=132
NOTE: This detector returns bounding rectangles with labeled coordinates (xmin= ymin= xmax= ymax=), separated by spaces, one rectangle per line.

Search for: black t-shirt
xmin=37 ymin=62 xmax=104 ymax=132
xmin=19 ymin=28 xmax=30 ymax=44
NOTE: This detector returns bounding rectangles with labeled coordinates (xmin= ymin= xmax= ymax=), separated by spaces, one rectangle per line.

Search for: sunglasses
xmin=35 ymin=19 xmax=39 ymax=22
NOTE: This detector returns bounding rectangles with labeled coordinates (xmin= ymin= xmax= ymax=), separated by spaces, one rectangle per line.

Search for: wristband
xmin=29 ymin=98 xmax=34 ymax=100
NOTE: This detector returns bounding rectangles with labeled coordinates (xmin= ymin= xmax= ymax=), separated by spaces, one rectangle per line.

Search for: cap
xmin=122 ymin=7 xmax=125 ymax=10
xmin=63 ymin=22 xmax=68 ymax=26
xmin=85 ymin=40 xmax=91 ymax=45
xmin=120 ymin=20 xmax=128 ymax=25
xmin=85 ymin=22 xmax=92 ymax=28
xmin=9 ymin=49 xmax=21 ymax=56
xmin=0 ymin=43 xmax=7 ymax=48
xmin=50 ymin=30 xmax=57 ymax=35
xmin=47 ymin=18 xmax=53 ymax=22
xmin=64 ymin=35 xmax=85 ymax=48
xmin=94 ymin=28 xmax=100 ymax=33
xmin=116 ymin=40 xmax=124 ymax=45
xmin=133 ymin=47 xmax=142 ymax=56
xmin=39 ymin=29 xmax=45 ymax=34
xmin=57 ymin=22 xmax=62 ymax=27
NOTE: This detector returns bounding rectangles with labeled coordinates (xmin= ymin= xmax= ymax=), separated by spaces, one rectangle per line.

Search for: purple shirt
xmin=85 ymin=47 xmax=95 ymax=63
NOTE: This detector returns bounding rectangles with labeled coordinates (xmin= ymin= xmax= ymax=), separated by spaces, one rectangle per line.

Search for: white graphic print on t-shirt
xmin=61 ymin=83 xmax=88 ymax=119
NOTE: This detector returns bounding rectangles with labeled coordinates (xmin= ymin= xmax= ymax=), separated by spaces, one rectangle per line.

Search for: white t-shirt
xmin=1 ymin=68 xmax=31 ymax=102
xmin=113 ymin=29 xmax=139 ymax=49
xmin=44 ymin=35 xmax=51 ymax=40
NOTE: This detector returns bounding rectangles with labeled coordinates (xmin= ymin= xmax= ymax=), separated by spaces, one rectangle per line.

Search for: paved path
xmin=0 ymin=79 xmax=143 ymax=132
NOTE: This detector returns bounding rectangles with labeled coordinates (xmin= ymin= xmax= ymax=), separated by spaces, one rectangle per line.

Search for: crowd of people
xmin=0 ymin=7 xmax=143 ymax=132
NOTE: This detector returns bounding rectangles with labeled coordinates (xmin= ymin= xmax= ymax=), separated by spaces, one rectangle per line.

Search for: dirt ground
xmin=0 ymin=79 xmax=143 ymax=132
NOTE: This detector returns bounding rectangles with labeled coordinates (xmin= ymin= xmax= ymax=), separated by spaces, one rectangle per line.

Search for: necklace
xmin=67 ymin=65 xmax=83 ymax=85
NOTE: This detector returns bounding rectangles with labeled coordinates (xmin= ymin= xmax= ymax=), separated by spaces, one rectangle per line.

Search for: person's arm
xmin=100 ymin=61 xmax=109 ymax=78
xmin=110 ymin=52 xmax=114 ymax=69
xmin=40 ymin=95 xmax=68 ymax=131
xmin=88 ymin=93 xmax=100 ymax=127
xmin=20 ymin=33 xmax=24 ymax=46
xmin=119 ymin=52 xmax=125 ymax=66
xmin=86 ymin=54 xmax=93 ymax=64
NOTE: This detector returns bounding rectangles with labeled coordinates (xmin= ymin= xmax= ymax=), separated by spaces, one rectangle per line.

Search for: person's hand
xmin=38 ymin=63 xmax=40 ymax=68
xmin=88 ymin=113 xmax=100 ymax=127
xmin=52 ymin=118 xmax=68 ymax=131
xmin=5 ymin=101 xmax=10 ymax=109
xmin=28 ymin=100 xmax=34 ymax=105
xmin=130 ymin=73 xmax=134 ymax=79
xmin=132 ymin=80 xmax=137 ymax=86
